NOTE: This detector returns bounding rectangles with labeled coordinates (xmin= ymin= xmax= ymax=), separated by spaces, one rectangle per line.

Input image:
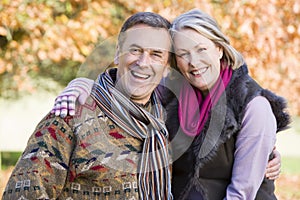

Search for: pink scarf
xmin=178 ymin=63 xmax=232 ymax=136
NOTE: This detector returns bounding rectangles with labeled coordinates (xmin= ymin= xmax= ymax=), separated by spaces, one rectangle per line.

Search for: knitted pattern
xmin=3 ymin=97 xmax=142 ymax=200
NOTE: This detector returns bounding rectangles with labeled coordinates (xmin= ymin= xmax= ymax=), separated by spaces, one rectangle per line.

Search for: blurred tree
xmin=0 ymin=0 xmax=299 ymax=115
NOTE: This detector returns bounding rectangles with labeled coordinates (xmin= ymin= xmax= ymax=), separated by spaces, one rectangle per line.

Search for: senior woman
xmin=52 ymin=9 xmax=289 ymax=199
xmin=165 ymin=9 xmax=289 ymax=199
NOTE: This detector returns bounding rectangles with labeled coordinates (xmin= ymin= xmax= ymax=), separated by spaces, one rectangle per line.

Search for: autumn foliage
xmin=0 ymin=0 xmax=299 ymax=115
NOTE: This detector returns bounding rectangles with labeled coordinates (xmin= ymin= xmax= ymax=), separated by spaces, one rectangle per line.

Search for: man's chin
xmin=129 ymin=90 xmax=153 ymax=103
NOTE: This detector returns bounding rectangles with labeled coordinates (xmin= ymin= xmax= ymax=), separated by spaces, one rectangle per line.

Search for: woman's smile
xmin=190 ymin=66 xmax=209 ymax=76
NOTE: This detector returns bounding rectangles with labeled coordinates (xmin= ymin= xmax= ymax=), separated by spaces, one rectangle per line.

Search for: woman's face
xmin=174 ymin=28 xmax=223 ymax=92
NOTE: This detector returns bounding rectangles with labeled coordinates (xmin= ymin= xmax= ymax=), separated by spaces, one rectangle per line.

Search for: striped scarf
xmin=91 ymin=68 xmax=172 ymax=200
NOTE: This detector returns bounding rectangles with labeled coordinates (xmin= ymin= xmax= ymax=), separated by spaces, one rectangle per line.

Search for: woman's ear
xmin=114 ymin=45 xmax=120 ymax=65
xmin=218 ymin=46 xmax=223 ymax=59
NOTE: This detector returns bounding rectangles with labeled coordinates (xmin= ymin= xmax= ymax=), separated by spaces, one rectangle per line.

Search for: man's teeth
xmin=132 ymin=71 xmax=150 ymax=79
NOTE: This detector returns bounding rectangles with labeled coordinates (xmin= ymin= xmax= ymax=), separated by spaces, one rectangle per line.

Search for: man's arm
xmin=2 ymin=113 xmax=76 ymax=199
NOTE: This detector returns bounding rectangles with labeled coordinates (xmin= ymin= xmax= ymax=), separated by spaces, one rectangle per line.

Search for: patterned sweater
xmin=2 ymin=96 xmax=144 ymax=200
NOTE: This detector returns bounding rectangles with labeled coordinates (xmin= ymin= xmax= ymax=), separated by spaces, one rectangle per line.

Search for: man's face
xmin=115 ymin=24 xmax=171 ymax=105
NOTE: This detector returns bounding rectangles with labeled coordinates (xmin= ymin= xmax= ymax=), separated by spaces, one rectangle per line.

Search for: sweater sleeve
xmin=2 ymin=113 xmax=76 ymax=200
xmin=225 ymin=96 xmax=277 ymax=200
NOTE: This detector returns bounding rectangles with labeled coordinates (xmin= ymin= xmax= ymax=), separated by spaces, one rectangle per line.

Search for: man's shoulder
xmin=74 ymin=96 xmax=98 ymax=117
xmin=71 ymin=96 xmax=109 ymax=129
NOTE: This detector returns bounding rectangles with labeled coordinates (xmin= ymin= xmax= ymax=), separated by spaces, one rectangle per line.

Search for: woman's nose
xmin=189 ymin=52 xmax=198 ymax=68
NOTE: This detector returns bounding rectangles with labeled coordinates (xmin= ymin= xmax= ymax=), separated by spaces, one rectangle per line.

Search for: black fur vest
xmin=162 ymin=64 xmax=290 ymax=200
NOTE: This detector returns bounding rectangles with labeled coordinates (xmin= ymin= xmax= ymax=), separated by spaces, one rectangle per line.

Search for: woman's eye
xmin=177 ymin=52 xmax=188 ymax=58
xmin=197 ymin=48 xmax=206 ymax=52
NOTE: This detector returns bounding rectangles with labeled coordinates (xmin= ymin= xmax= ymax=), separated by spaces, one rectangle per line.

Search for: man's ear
xmin=163 ymin=66 xmax=170 ymax=78
xmin=114 ymin=45 xmax=120 ymax=65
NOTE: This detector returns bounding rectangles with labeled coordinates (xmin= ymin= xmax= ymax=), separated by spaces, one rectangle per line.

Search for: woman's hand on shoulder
xmin=51 ymin=77 xmax=94 ymax=118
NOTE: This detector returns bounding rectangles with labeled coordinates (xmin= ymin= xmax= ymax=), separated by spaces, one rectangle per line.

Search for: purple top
xmin=225 ymin=96 xmax=277 ymax=199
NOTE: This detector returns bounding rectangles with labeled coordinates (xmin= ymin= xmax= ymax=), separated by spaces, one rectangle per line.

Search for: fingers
xmin=266 ymin=161 xmax=281 ymax=180
xmin=266 ymin=167 xmax=281 ymax=180
xmin=52 ymin=94 xmax=77 ymax=118
xmin=51 ymin=96 xmax=60 ymax=114
xmin=52 ymin=96 xmax=67 ymax=117
xmin=51 ymin=77 xmax=93 ymax=117
xmin=266 ymin=170 xmax=280 ymax=180
xmin=265 ymin=149 xmax=282 ymax=180
xmin=68 ymin=95 xmax=76 ymax=116
xmin=60 ymin=96 xmax=68 ymax=118
xmin=54 ymin=96 xmax=62 ymax=116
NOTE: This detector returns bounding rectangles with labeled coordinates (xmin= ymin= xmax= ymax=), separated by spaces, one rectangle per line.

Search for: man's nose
xmin=137 ymin=52 xmax=151 ymax=67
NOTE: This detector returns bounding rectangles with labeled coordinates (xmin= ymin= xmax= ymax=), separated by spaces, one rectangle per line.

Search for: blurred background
xmin=0 ymin=0 xmax=299 ymax=199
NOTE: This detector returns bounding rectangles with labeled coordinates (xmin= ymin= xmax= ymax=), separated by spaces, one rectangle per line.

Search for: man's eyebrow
xmin=153 ymin=49 xmax=164 ymax=54
xmin=128 ymin=44 xmax=167 ymax=53
xmin=129 ymin=44 xmax=142 ymax=48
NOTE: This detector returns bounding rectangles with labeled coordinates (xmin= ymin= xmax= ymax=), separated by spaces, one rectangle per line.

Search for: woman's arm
xmin=225 ymin=96 xmax=277 ymax=199
xmin=51 ymin=78 xmax=94 ymax=117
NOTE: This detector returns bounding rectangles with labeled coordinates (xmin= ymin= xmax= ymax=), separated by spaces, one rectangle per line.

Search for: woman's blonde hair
xmin=170 ymin=9 xmax=244 ymax=69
